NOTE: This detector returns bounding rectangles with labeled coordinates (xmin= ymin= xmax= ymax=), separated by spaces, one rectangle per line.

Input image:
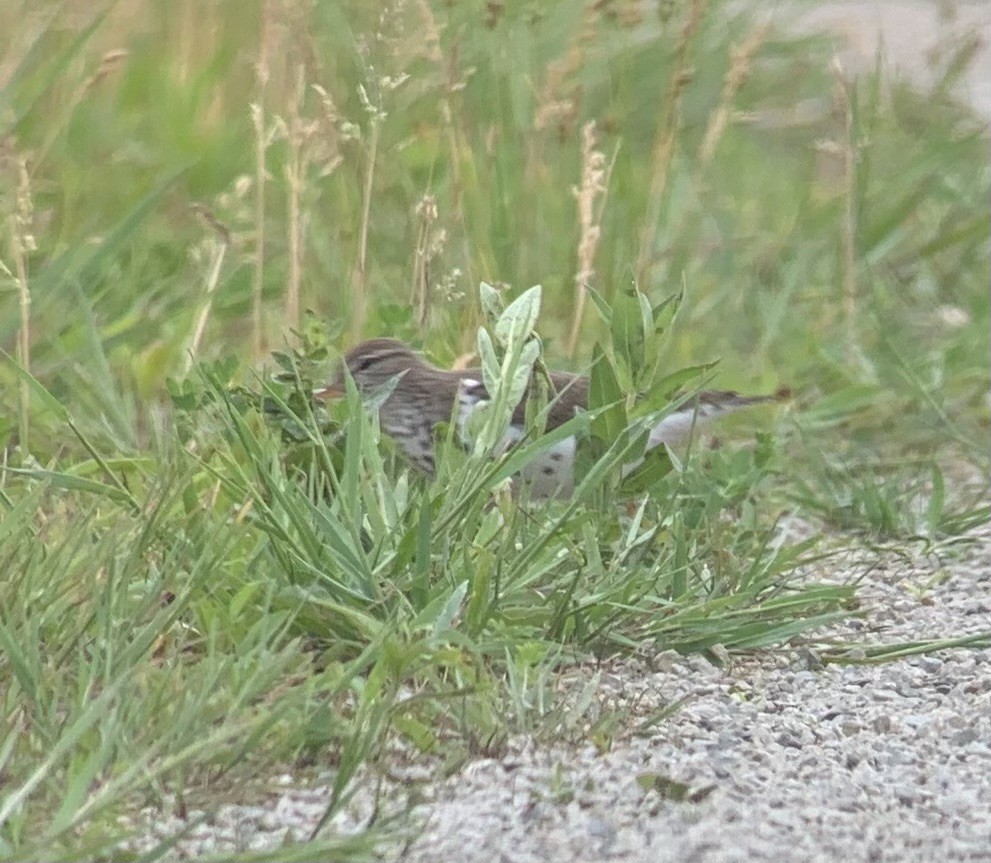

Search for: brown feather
xmin=331 ymin=338 xmax=777 ymax=436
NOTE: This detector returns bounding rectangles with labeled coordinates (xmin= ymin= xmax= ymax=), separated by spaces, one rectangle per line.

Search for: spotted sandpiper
xmin=319 ymin=338 xmax=779 ymax=497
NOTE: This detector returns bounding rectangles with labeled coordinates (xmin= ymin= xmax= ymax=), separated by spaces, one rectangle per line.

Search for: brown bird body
xmin=321 ymin=338 xmax=777 ymax=496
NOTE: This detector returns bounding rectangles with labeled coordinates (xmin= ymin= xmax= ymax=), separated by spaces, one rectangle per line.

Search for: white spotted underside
xmin=451 ymin=380 xmax=742 ymax=498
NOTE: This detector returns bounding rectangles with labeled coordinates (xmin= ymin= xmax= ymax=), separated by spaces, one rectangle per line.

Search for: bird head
xmin=316 ymin=338 xmax=421 ymax=398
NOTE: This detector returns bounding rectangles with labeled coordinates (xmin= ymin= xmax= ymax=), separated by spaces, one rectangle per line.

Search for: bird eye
xmin=351 ymin=356 xmax=375 ymax=375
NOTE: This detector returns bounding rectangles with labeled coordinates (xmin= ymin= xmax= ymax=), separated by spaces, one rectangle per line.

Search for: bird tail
xmin=645 ymin=388 xmax=787 ymax=449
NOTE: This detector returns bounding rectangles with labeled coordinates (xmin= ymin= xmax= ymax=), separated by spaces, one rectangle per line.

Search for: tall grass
xmin=0 ymin=0 xmax=988 ymax=858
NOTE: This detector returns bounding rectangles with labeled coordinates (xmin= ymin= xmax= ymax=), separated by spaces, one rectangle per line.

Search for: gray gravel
xmin=388 ymin=525 xmax=991 ymax=863
xmin=394 ymin=536 xmax=991 ymax=863
xmin=131 ymin=522 xmax=991 ymax=861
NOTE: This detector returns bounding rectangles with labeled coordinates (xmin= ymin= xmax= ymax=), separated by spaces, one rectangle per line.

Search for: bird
xmin=317 ymin=338 xmax=780 ymax=497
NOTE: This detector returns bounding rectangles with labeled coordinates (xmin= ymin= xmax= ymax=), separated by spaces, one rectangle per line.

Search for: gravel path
xmin=135 ymin=523 xmax=991 ymax=861
xmin=394 ymin=526 xmax=991 ymax=863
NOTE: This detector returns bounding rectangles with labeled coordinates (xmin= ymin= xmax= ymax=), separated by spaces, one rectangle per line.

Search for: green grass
xmin=0 ymin=0 xmax=988 ymax=859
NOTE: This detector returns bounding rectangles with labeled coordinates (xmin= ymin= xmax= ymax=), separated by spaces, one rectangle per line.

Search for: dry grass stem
xmin=415 ymin=0 xmax=471 ymax=283
xmin=699 ymin=23 xmax=768 ymax=167
xmin=8 ymin=155 xmax=34 ymax=452
xmin=567 ymin=121 xmax=608 ymax=358
xmin=533 ymin=1 xmax=602 ymax=135
xmin=831 ymin=57 xmax=858 ymax=361
xmin=34 ymin=50 xmax=128 ymax=175
xmin=352 ymin=113 xmax=380 ymax=339
xmin=10 ymin=221 xmax=31 ymax=452
xmin=521 ymin=1 xmax=602 ymax=285
xmin=185 ymin=206 xmax=231 ymax=374
xmin=271 ymin=0 xmax=346 ymax=341
xmin=635 ymin=0 xmax=707 ymax=285
xmin=251 ymin=0 xmax=275 ymax=358
xmin=82 ymin=49 xmax=129 ymax=95
xmin=284 ymin=64 xmax=308 ymax=337
xmin=411 ymin=195 xmax=439 ymax=331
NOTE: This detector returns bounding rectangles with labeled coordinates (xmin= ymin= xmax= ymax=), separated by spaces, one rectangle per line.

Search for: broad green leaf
xmin=650 ymin=290 xmax=683 ymax=335
xmin=494 ymin=284 xmax=542 ymax=348
xmin=504 ymin=338 xmax=540 ymax=411
xmin=472 ymin=336 xmax=539 ymax=454
xmin=477 ymin=327 xmax=500 ymax=395
xmin=650 ymin=362 xmax=719 ymax=397
xmin=432 ymin=581 xmax=468 ymax=638
xmin=479 ymin=281 xmax=504 ymax=324
xmin=584 ymin=285 xmax=613 ymax=325
xmin=589 ymin=343 xmax=626 ymax=445
xmin=610 ymin=289 xmax=645 ymax=391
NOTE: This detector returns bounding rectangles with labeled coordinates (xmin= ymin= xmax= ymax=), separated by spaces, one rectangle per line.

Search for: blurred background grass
xmin=2 ymin=0 xmax=986 ymax=466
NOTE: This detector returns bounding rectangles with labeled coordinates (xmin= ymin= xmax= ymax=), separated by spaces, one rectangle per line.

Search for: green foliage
xmin=0 ymin=0 xmax=987 ymax=859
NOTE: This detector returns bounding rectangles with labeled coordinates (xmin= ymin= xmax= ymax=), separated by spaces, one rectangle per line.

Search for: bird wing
xmin=510 ymin=372 xmax=589 ymax=430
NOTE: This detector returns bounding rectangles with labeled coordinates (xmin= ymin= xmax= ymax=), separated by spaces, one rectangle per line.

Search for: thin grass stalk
xmin=411 ymin=195 xmax=438 ymax=331
xmin=251 ymin=0 xmax=275 ymax=358
xmin=832 ymin=57 xmax=858 ymax=362
xmin=10 ymin=216 xmax=30 ymax=453
xmin=352 ymin=116 xmax=380 ymax=338
xmin=33 ymin=50 xmax=128 ymax=175
xmin=698 ymin=23 xmax=768 ymax=167
xmin=413 ymin=0 xmax=459 ymax=201
xmin=566 ymin=121 xmax=607 ymax=358
xmin=0 ymin=448 xmax=14 ymax=510
xmin=66 ymin=417 xmax=141 ymax=512
xmin=9 ymin=155 xmax=34 ymax=454
xmin=184 ymin=206 xmax=231 ymax=374
xmin=527 ymin=1 xmax=601 ymax=284
xmin=635 ymin=0 xmax=707 ymax=285
xmin=285 ymin=64 xmax=307 ymax=337
xmin=532 ymin=0 xmax=600 ymax=135
xmin=413 ymin=0 xmax=476 ymax=339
